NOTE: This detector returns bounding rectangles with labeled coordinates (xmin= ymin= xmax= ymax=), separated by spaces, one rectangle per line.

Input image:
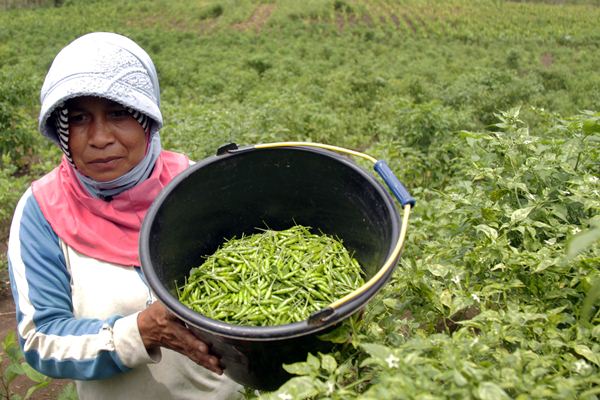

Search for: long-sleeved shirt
xmin=8 ymin=187 xmax=242 ymax=399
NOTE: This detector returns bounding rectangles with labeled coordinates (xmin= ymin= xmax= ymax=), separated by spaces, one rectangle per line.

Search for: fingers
xmin=138 ymin=302 xmax=223 ymax=374
xmin=168 ymin=319 xmax=223 ymax=375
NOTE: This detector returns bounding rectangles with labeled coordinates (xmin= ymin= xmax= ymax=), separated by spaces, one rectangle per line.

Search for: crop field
xmin=1 ymin=0 xmax=599 ymax=399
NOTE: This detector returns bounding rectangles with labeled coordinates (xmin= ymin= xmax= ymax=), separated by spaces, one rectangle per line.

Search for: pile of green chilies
xmin=177 ymin=225 xmax=365 ymax=326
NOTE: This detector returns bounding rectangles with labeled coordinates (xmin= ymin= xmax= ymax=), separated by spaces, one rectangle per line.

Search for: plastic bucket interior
xmin=139 ymin=145 xmax=402 ymax=390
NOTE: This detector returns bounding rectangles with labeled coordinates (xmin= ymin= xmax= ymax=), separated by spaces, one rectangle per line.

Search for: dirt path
xmin=232 ymin=4 xmax=275 ymax=32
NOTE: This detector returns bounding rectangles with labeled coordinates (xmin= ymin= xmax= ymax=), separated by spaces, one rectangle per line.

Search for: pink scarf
xmin=32 ymin=151 xmax=189 ymax=266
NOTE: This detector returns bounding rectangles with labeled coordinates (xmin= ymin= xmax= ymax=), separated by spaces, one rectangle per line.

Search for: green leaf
xmin=551 ymin=204 xmax=569 ymax=223
xmin=453 ymin=370 xmax=468 ymax=386
xmin=24 ymin=380 xmax=50 ymax=400
xmin=476 ymin=224 xmax=498 ymax=241
xmin=510 ymin=206 xmax=535 ymax=224
xmin=567 ymin=226 xmax=600 ymax=258
xmin=21 ymin=362 xmax=49 ymax=383
xmin=427 ymin=263 xmax=450 ymax=277
xmin=360 ymin=343 xmax=392 ymax=361
xmin=320 ymin=354 xmax=337 ymax=374
xmin=440 ymin=289 xmax=453 ymax=309
xmin=306 ymin=353 xmax=320 ymax=370
xmin=476 ymin=382 xmax=511 ymax=400
xmin=2 ymin=331 xmax=15 ymax=348
xmin=582 ymin=118 xmax=600 ymax=134
xmin=280 ymin=352 xmax=326 ymax=376
xmin=317 ymin=323 xmax=352 ymax=344
xmin=580 ymin=278 xmax=600 ymax=325
xmin=272 ymin=376 xmax=320 ymax=399
xmin=4 ymin=362 xmax=24 ymax=384
xmin=56 ymin=383 xmax=79 ymax=400
xmin=283 ymin=361 xmax=315 ymax=376
xmin=359 ymin=357 xmax=381 ymax=368
xmin=3 ymin=331 xmax=23 ymax=363
xmin=382 ymin=298 xmax=399 ymax=309
xmin=573 ymin=344 xmax=600 ymax=367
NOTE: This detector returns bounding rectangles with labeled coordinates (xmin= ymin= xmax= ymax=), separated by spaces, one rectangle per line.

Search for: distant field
xmin=4 ymin=0 xmax=600 ymax=8
xmin=0 ymin=1 xmax=598 ymax=399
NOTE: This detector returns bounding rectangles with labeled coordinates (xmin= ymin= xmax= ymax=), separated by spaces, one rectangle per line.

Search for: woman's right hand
xmin=137 ymin=301 xmax=223 ymax=375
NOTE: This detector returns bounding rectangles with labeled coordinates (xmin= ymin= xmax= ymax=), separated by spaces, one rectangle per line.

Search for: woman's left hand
xmin=137 ymin=301 xmax=223 ymax=375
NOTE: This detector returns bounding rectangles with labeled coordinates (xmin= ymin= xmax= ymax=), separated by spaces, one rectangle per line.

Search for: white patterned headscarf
xmin=38 ymin=32 xmax=163 ymax=199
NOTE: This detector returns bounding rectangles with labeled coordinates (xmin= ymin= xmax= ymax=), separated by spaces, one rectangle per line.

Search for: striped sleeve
xmin=7 ymin=187 xmax=131 ymax=380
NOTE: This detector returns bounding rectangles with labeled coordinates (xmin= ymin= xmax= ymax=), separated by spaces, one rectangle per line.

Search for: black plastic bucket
xmin=139 ymin=144 xmax=403 ymax=390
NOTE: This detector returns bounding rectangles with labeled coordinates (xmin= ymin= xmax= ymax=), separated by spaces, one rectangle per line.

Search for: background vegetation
xmin=0 ymin=0 xmax=598 ymax=398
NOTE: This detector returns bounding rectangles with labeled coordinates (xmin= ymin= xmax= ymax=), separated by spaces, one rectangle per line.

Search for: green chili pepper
xmin=177 ymin=225 xmax=365 ymax=326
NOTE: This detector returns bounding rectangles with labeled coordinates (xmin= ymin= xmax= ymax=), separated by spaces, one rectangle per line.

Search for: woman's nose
xmin=88 ymin=117 xmax=115 ymax=147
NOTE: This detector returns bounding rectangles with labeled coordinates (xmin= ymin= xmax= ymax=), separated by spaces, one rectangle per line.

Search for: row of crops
xmin=1 ymin=0 xmax=599 ymax=398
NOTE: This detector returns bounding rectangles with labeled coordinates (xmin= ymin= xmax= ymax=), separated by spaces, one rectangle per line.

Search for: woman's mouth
xmin=88 ymin=156 xmax=122 ymax=170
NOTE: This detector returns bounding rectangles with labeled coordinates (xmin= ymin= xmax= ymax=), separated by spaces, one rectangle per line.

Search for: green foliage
xmin=0 ymin=1 xmax=599 ymax=399
xmin=0 ymin=332 xmax=79 ymax=399
xmin=198 ymin=3 xmax=224 ymax=20
xmin=0 ymin=332 xmax=50 ymax=399
xmin=56 ymin=383 xmax=78 ymax=400
xmin=0 ymin=70 xmax=38 ymax=169
xmin=254 ymin=107 xmax=599 ymax=399
xmin=0 ymin=156 xmax=27 ymax=225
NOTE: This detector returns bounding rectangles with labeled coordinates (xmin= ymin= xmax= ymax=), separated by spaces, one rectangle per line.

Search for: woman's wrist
xmin=114 ymin=313 xmax=161 ymax=367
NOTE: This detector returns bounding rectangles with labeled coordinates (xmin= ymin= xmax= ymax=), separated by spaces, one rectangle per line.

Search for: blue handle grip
xmin=374 ymin=160 xmax=416 ymax=207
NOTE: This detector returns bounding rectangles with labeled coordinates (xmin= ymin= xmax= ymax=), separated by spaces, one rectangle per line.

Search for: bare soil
xmin=231 ymin=4 xmax=275 ymax=32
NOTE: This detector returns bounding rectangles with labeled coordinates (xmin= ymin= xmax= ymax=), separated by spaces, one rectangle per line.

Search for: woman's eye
xmin=109 ymin=109 xmax=130 ymax=119
xmin=69 ymin=113 xmax=87 ymax=124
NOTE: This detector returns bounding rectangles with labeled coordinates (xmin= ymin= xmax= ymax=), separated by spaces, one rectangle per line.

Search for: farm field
xmin=0 ymin=0 xmax=599 ymax=399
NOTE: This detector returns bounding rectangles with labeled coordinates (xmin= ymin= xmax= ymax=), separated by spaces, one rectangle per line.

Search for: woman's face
xmin=67 ymin=96 xmax=147 ymax=182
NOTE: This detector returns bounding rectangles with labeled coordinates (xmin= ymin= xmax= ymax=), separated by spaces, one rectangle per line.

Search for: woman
xmin=7 ymin=32 xmax=242 ymax=399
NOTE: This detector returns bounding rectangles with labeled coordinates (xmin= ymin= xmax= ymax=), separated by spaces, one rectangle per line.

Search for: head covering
xmin=31 ymin=32 xmax=190 ymax=266
xmin=39 ymin=31 xmax=162 ymax=142
xmin=39 ymin=32 xmax=164 ymax=199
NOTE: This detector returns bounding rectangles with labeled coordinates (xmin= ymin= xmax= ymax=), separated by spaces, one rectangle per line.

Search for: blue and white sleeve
xmin=7 ymin=188 xmax=137 ymax=380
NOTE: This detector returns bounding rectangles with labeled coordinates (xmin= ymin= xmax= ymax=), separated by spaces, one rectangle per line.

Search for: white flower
xmin=574 ymin=360 xmax=590 ymax=374
xmin=571 ymin=227 xmax=581 ymax=235
xmin=326 ymin=381 xmax=335 ymax=395
xmin=589 ymin=175 xmax=598 ymax=184
xmin=385 ymin=354 xmax=400 ymax=368
xmin=471 ymin=293 xmax=481 ymax=303
xmin=451 ymin=275 xmax=461 ymax=284
xmin=278 ymin=392 xmax=293 ymax=400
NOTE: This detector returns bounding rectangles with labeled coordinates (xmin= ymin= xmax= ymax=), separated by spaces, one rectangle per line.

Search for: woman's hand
xmin=137 ymin=302 xmax=223 ymax=375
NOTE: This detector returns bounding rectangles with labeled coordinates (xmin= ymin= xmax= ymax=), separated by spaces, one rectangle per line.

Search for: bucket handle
xmin=252 ymin=142 xmax=415 ymax=324
xmin=255 ymin=142 xmax=415 ymax=207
